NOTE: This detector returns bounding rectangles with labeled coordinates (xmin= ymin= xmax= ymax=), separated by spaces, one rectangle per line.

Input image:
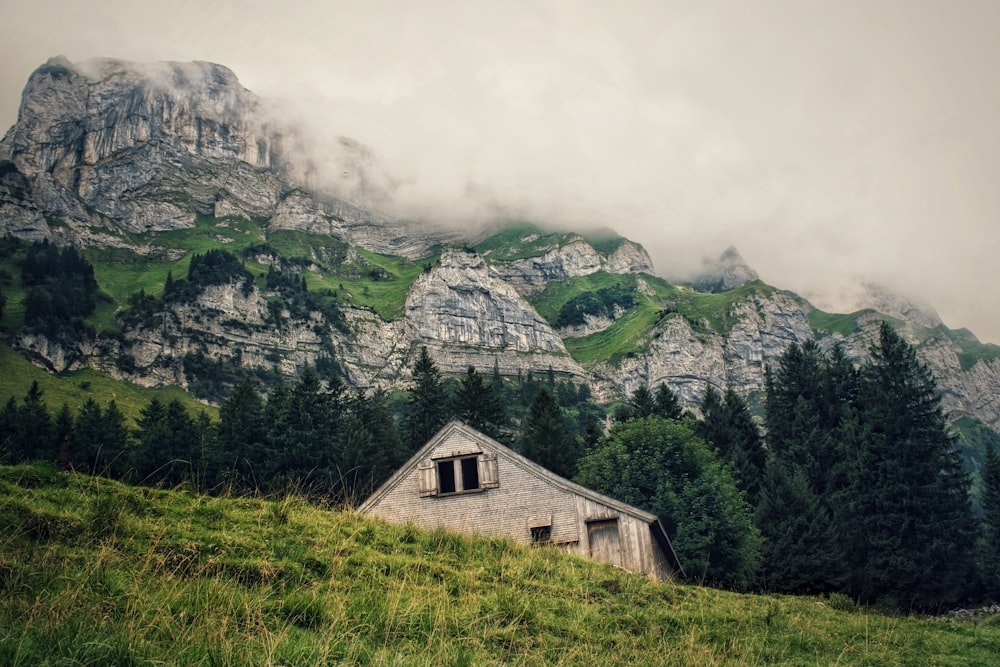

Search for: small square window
xmin=531 ymin=525 xmax=552 ymax=545
xmin=422 ymin=452 xmax=498 ymax=497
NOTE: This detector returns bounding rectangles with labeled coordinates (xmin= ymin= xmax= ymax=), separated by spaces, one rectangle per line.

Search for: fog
xmin=2 ymin=0 xmax=999 ymax=341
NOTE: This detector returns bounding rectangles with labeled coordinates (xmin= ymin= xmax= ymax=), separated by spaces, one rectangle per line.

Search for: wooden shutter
xmin=478 ymin=453 xmax=499 ymax=489
xmin=417 ymin=460 xmax=437 ymax=496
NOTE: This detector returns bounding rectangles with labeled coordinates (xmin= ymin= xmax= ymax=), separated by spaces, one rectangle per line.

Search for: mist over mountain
xmin=1 ymin=56 xmax=999 ymax=455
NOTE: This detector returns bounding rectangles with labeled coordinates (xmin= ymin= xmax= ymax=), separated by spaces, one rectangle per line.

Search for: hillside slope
xmin=2 ymin=463 xmax=998 ymax=665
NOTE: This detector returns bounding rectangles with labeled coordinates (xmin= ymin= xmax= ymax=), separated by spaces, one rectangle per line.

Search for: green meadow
xmin=1 ymin=463 xmax=997 ymax=666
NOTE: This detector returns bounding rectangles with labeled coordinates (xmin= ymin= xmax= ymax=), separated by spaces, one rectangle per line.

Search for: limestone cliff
xmin=0 ymin=56 xmax=446 ymax=257
xmin=2 ymin=57 xmax=999 ymax=436
xmin=404 ymin=249 xmax=588 ymax=380
xmin=593 ymin=290 xmax=814 ymax=406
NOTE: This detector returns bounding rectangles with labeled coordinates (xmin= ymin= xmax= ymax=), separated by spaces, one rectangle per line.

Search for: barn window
xmin=530 ymin=525 xmax=552 ymax=545
xmin=423 ymin=453 xmax=499 ymax=496
xmin=437 ymin=460 xmax=457 ymax=494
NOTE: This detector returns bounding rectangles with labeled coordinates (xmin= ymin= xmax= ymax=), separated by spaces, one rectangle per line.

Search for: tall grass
xmin=1 ymin=463 xmax=998 ymax=665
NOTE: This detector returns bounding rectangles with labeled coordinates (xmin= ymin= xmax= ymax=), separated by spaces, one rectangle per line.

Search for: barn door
xmin=587 ymin=519 xmax=622 ymax=568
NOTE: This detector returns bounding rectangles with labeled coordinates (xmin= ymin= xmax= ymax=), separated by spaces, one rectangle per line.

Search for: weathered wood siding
xmin=361 ymin=422 xmax=680 ymax=580
xmin=573 ymin=495 xmax=668 ymax=576
xmin=364 ymin=435 xmax=580 ymax=546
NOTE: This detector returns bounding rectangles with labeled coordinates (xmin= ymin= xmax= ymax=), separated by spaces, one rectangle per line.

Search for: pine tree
xmin=14 ymin=382 xmax=53 ymax=463
xmin=268 ymin=368 xmax=343 ymax=493
xmin=520 ymin=387 xmax=578 ymax=477
xmin=217 ymin=376 xmax=267 ymax=492
xmin=53 ymin=403 xmax=74 ymax=468
xmin=131 ymin=398 xmax=169 ymax=483
xmin=0 ymin=397 xmax=19 ymax=463
xmin=980 ymin=445 xmax=1000 ymax=596
xmin=848 ymin=321 xmax=977 ymax=609
xmin=101 ymin=401 xmax=130 ymax=479
xmin=652 ymin=382 xmax=683 ymax=420
xmin=406 ymin=347 xmax=449 ymax=450
xmin=630 ymin=384 xmax=656 ymax=419
xmin=698 ymin=386 xmax=766 ymax=506
xmin=761 ymin=340 xmax=853 ymax=593
xmin=454 ymin=366 xmax=505 ymax=439
xmin=756 ymin=456 xmax=842 ymax=593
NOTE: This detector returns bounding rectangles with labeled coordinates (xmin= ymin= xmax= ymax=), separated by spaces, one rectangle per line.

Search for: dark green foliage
xmin=756 ymin=457 xmax=842 ymax=594
xmin=72 ymin=399 xmax=129 ymax=478
xmin=615 ymin=383 xmax=682 ymax=422
xmin=697 ymin=386 xmax=765 ymax=506
xmin=554 ymin=280 xmax=637 ymax=329
xmin=0 ymin=397 xmax=17 ymax=460
xmin=980 ymin=445 xmax=1000 ymax=595
xmin=654 ymin=383 xmax=684 ymax=421
xmin=185 ymin=249 xmax=251 ymax=292
xmin=182 ymin=352 xmax=282 ymax=404
xmin=759 ymin=323 xmax=980 ymax=609
xmin=265 ymin=369 xmax=344 ymax=491
xmin=53 ymin=403 xmax=74 ymax=466
xmin=520 ymin=387 xmax=579 ymax=478
xmin=263 ymin=264 xmax=347 ymax=333
xmin=5 ymin=382 xmax=55 ymax=463
xmin=216 ymin=377 xmax=267 ymax=492
xmin=19 ymin=240 xmax=99 ymax=338
xmin=160 ymin=248 xmax=254 ymax=304
xmin=575 ymin=416 xmax=761 ymax=589
xmin=453 ymin=366 xmax=505 ymax=440
xmin=844 ymin=322 xmax=977 ymax=609
xmin=405 ymin=347 xmax=450 ymax=451
xmin=630 ymin=384 xmax=656 ymax=419
xmin=760 ymin=339 xmax=857 ymax=595
xmin=130 ymin=398 xmax=201 ymax=487
xmin=340 ymin=388 xmax=403 ymax=494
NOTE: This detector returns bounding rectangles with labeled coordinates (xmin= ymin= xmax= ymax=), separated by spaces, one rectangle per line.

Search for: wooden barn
xmin=359 ymin=420 xmax=683 ymax=580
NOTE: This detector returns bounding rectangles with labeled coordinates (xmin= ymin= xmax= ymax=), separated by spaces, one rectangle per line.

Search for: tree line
xmin=0 ymin=348 xmax=601 ymax=503
xmin=575 ymin=321 xmax=1000 ymax=610
xmin=3 ymin=322 xmax=999 ymax=610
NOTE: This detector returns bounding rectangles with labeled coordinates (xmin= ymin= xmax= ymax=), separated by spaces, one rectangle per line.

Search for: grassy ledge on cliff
xmin=1 ymin=463 xmax=998 ymax=666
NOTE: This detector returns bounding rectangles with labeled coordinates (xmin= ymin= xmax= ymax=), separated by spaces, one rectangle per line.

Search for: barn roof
xmin=359 ymin=420 xmax=683 ymax=575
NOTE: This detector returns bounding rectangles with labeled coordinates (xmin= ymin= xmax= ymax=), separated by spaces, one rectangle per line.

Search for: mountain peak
xmin=690 ymin=246 xmax=759 ymax=293
xmin=851 ymin=281 xmax=943 ymax=330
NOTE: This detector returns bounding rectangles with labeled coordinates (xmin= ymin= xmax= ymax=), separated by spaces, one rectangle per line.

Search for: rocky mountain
xmin=2 ymin=56 xmax=1000 ymax=444
xmin=0 ymin=56 xmax=445 ymax=256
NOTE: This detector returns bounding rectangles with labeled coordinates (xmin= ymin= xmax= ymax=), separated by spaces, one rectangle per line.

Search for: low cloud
xmin=2 ymin=0 xmax=999 ymax=342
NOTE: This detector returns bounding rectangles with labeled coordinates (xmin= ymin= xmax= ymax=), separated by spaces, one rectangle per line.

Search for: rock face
xmin=849 ymin=281 xmax=943 ymax=330
xmin=488 ymin=236 xmax=654 ymax=295
xmin=2 ymin=57 xmax=999 ymax=436
xmin=0 ymin=56 xmax=447 ymax=257
xmin=404 ymin=249 xmax=588 ymax=380
xmin=594 ymin=290 xmax=814 ymax=406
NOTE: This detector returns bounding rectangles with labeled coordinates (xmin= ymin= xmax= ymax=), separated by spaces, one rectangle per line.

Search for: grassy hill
xmin=2 ymin=463 xmax=998 ymax=666
xmin=0 ymin=342 xmax=215 ymax=424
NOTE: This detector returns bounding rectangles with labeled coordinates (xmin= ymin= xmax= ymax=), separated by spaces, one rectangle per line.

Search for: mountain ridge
xmin=2 ymin=56 xmax=999 ymax=442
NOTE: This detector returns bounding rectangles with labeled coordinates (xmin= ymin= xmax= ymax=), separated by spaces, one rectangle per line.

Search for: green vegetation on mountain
xmin=0 ymin=342 xmax=213 ymax=425
xmin=579 ymin=228 xmax=629 ymax=256
xmin=949 ymin=334 xmax=1000 ymax=372
xmin=2 ymin=463 xmax=998 ymax=666
xmin=474 ymin=221 xmax=583 ymax=261
xmin=530 ymin=272 xmax=780 ymax=367
xmin=806 ymin=307 xmax=871 ymax=338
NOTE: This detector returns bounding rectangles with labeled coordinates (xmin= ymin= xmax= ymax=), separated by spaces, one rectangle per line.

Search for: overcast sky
xmin=2 ymin=0 xmax=999 ymax=342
